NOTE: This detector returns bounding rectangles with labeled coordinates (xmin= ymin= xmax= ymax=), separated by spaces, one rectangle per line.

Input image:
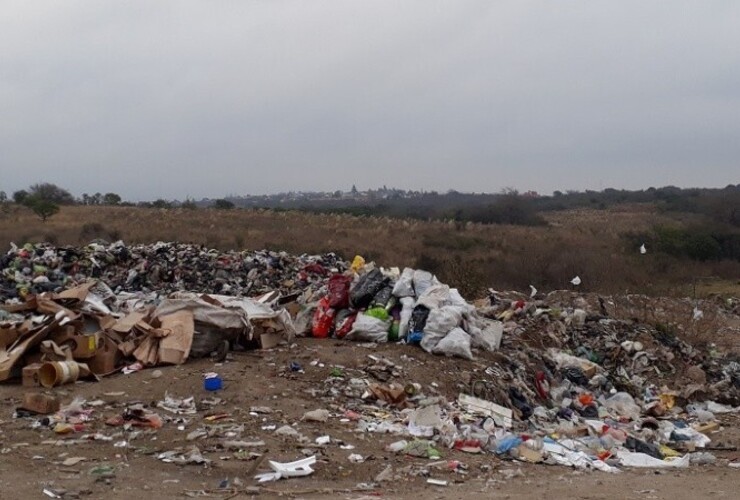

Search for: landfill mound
xmin=1 ymin=241 xmax=739 ymax=497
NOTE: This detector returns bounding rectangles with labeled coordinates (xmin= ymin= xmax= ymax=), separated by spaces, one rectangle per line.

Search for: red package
xmin=311 ymin=297 xmax=336 ymax=338
xmin=327 ymin=274 xmax=352 ymax=309
xmin=334 ymin=310 xmax=358 ymax=339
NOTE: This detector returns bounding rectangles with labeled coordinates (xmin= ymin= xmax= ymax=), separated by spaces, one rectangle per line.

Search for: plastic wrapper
xmin=311 ymin=297 xmax=335 ymax=338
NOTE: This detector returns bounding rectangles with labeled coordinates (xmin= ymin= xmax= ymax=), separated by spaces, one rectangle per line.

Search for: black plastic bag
xmin=407 ymin=305 xmax=430 ymax=334
xmin=349 ymin=269 xmax=388 ymax=309
xmin=371 ymin=285 xmax=394 ymax=308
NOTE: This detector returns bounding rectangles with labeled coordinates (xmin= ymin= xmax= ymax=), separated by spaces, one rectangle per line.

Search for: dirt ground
xmin=1 ymin=339 xmax=738 ymax=500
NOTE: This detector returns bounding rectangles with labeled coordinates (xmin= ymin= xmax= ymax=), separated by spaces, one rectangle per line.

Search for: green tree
xmin=213 ymin=198 xmax=235 ymax=209
xmin=151 ymin=199 xmax=172 ymax=209
xmin=181 ymin=198 xmax=197 ymax=210
xmin=13 ymin=190 xmax=29 ymax=204
xmin=103 ymin=192 xmax=122 ymax=205
xmin=29 ymin=183 xmax=75 ymax=204
xmin=25 ymin=196 xmax=60 ymax=221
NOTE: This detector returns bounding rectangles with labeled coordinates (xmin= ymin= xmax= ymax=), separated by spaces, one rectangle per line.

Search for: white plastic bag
xmin=392 ymin=268 xmax=415 ymax=298
xmin=398 ymin=297 xmax=415 ymax=339
xmin=344 ymin=314 xmax=390 ymax=343
xmin=416 ymin=284 xmax=450 ymax=310
xmin=433 ymin=327 xmax=473 ymax=360
xmin=467 ymin=318 xmax=503 ymax=351
xmin=602 ymin=392 xmax=641 ymax=421
xmin=412 ymin=270 xmax=436 ymax=298
xmin=423 ymin=306 xmax=463 ymax=335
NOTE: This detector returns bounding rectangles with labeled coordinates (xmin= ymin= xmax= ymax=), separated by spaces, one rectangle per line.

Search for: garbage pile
xmin=298 ymin=257 xmax=504 ymax=360
xmin=0 ymin=279 xmax=295 ymax=385
xmin=3 ymin=241 xmax=739 ymax=477
xmin=0 ymin=241 xmax=345 ymax=300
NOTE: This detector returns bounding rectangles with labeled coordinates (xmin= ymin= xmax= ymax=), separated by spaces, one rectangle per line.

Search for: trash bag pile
xmin=0 ymin=241 xmax=345 ymax=301
xmin=298 ymin=259 xmax=504 ymax=360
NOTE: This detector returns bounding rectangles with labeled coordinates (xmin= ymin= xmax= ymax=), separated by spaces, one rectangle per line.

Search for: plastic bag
xmin=398 ymin=297 xmax=415 ymax=339
xmin=432 ymin=328 xmax=473 ymax=360
xmin=412 ymin=270 xmax=435 ymax=298
xmin=467 ymin=319 xmax=503 ymax=351
xmin=423 ymin=306 xmax=463 ymax=335
xmin=408 ymin=305 xmax=430 ymax=334
xmin=293 ymin=305 xmax=316 ymax=337
xmin=350 ymin=255 xmax=366 ymax=273
xmin=327 ymin=274 xmax=352 ymax=309
xmin=334 ymin=309 xmax=357 ymax=339
xmin=366 ymin=307 xmax=390 ymax=322
xmin=350 ymin=269 xmax=388 ymax=309
xmin=344 ymin=315 xmax=390 ymax=343
xmin=311 ymin=297 xmax=335 ymax=338
xmin=420 ymin=330 xmax=445 ymax=352
xmin=371 ymin=285 xmax=394 ymax=308
xmin=392 ymin=268 xmax=415 ymax=298
xmin=603 ymin=392 xmax=641 ymax=421
xmin=416 ymin=284 xmax=451 ymax=310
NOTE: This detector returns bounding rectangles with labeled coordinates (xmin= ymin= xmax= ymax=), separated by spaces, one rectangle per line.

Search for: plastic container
xmin=204 ymin=376 xmax=223 ymax=391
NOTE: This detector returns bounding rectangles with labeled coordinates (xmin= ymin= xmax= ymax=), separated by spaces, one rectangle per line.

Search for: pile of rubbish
xmin=3 ymin=240 xmax=739 ymax=476
xmin=297 ymin=256 xmax=504 ymax=359
xmin=1 ymin=242 xmax=506 ymax=389
xmin=0 ymin=279 xmax=295 ymax=385
xmin=0 ymin=241 xmax=345 ymax=300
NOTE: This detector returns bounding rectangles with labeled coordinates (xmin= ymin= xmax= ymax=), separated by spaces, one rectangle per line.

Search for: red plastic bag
xmin=327 ymin=274 xmax=352 ymax=309
xmin=311 ymin=297 xmax=336 ymax=338
xmin=334 ymin=309 xmax=358 ymax=339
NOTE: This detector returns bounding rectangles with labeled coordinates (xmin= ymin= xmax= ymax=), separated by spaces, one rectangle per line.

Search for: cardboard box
xmin=22 ymin=363 xmax=43 ymax=387
xmin=49 ymin=329 xmax=102 ymax=359
xmin=21 ymin=393 xmax=60 ymax=414
xmin=87 ymin=336 xmax=121 ymax=375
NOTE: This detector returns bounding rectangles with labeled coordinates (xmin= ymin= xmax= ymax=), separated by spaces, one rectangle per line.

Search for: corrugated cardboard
xmin=0 ymin=319 xmax=59 ymax=381
xmin=157 ymin=310 xmax=195 ymax=365
xmin=87 ymin=335 xmax=121 ymax=375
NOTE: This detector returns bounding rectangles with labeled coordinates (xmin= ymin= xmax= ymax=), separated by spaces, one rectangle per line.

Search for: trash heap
xmin=298 ymin=257 xmax=504 ymax=360
xmin=3 ymin=241 xmax=739 ymax=476
xmin=0 ymin=279 xmax=295 ymax=385
xmin=0 ymin=241 xmax=345 ymax=300
xmin=326 ymin=290 xmax=739 ymax=473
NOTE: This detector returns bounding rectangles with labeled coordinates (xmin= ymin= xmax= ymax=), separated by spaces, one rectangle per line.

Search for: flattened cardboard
xmin=0 ymin=319 xmax=58 ymax=381
xmin=158 ymin=310 xmax=195 ymax=365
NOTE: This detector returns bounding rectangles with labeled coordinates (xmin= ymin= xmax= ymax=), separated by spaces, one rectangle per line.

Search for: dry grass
xmin=1 ymin=204 xmax=738 ymax=299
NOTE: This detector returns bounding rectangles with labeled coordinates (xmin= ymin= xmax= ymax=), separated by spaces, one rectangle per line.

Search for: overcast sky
xmin=1 ymin=1 xmax=738 ymax=201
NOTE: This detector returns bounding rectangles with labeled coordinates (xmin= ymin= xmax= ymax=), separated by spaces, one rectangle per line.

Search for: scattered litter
xmin=255 ymin=456 xmax=316 ymax=482
xmin=303 ymin=409 xmax=330 ymax=422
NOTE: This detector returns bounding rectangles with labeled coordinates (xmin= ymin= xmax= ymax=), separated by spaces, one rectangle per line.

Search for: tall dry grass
xmin=1 ymin=204 xmax=738 ymax=299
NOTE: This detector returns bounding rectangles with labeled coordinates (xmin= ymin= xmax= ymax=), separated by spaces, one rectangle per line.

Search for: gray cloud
xmin=1 ymin=1 xmax=738 ymax=200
